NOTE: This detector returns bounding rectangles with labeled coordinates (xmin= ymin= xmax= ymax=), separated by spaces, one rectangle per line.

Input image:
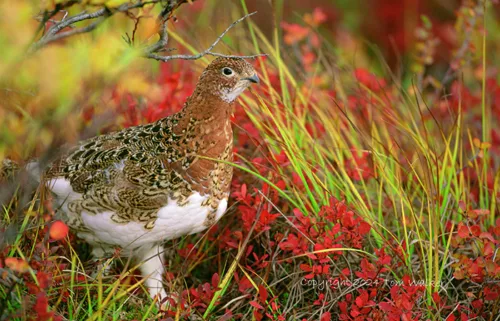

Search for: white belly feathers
xmin=48 ymin=177 xmax=228 ymax=251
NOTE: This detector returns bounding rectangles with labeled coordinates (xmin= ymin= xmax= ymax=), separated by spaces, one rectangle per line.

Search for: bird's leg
xmin=138 ymin=244 xmax=169 ymax=307
xmin=90 ymin=245 xmax=114 ymax=279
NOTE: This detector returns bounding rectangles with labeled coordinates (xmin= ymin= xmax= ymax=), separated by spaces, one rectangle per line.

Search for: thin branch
xmin=143 ymin=13 xmax=169 ymax=53
xmin=31 ymin=1 xmax=78 ymax=43
xmin=144 ymin=11 xmax=268 ymax=61
xmin=29 ymin=1 xmax=160 ymax=53
xmin=144 ymin=0 xmax=192 ymax=54
xmin=203 ymin=52 xmax=268 ymax=59
xmin=45 ymin=15 xmax=109 ymax=43
xmin=45 ymin=8 xmax=109 ymax=38
xmin=29 ymin=1 xmax=266 ymax=62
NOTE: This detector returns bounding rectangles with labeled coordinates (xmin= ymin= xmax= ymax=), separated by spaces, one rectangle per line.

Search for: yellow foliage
xmin=0 ymin=0 xmax=150 ymax=159
xmin=89 ymin=0 xmax=130 ymax=7
xmin=136 ymin=16 xmax=160 ymax=43
xmin=117 ymin=73 xmax=150 ymax=96
xmin=0 ymin=1 xmax=37 ymax=46
xmin=0 ymin=1 xmax=38 ymax=77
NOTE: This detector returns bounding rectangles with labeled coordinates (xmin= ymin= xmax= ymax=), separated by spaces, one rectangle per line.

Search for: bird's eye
xmin=222 ymin=67 xmax=234 ymax=76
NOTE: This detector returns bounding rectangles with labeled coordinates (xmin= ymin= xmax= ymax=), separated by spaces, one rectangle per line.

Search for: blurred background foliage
xmin=0 ymin=0 xmax=497 ymax=162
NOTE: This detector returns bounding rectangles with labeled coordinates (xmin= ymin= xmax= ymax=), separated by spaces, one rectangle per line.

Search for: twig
xmin=143 ymin=13 xmax=170 ymax=53
xmin=28 ymin=2 xmax=266 ymax=62
xmin=43 ymin=15 xmax=109 ymax=44
xmin=31 ymin=1 xmax=78 ymax=44
xmin=144 ymin=0 xmax=191 ymax=54
xmin=144 ymin=11 xmax=268 ymax=61
xmin=29 ymin=1 xmax=160 ymax=53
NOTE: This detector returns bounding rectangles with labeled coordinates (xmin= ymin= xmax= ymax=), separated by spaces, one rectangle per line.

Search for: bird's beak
xmin=242 ymin=74 xmax=260 ymax=84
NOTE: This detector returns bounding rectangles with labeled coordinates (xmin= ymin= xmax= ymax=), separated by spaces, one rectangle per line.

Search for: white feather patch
xmin=220 ymin=85 xmax=248 ymax=103
xmin=79 ymin=193 xmax=228 ymax=250
xmin=47 ymin=177 xmax=228 ymax=253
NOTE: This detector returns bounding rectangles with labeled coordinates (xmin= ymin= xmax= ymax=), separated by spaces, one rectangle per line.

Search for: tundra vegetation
xmin=1 ymin=1 xmax=499 ymax=320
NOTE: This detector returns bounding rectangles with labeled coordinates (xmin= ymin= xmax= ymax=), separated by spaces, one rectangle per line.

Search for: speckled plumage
xmin=37 ymin=57 xmax=259 ymax=304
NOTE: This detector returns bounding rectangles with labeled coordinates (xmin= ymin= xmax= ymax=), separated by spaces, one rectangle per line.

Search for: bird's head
xmin=197 ymin=57 xmax=259 ymax=103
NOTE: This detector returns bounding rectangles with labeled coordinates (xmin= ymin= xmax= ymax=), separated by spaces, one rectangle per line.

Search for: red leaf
xmin=276 ymin=180 xmax=286 ymax=190
xmin=484 ymin=286 xmax=499 ymax=300
xmin=281 ymin=22 xmax=309 ymax=45
xmin=457 ymin=223 xmax=469 ymax=238
xmin=312 ymin=8 xmax=327 ymax=25
xmin=470 ymin=225 xmax=481 ymax=237
xmin=472 ymin=299 xmax=483 ymax=309
xmin=331 ymin=223 xmax=341 ymax=234
xmin=258 ymin=285 xmax=268 ymax=303
xmin=379 ymin=302 xmax=393 ymax=312
xmin=471 ymin=209 xmax=490 ymax=216
xmin=320 ymin=312 xmax=331 ymax=321
xmin=431 ymin=292 xmax=440 ymax=304
xmin=338 ymin=301 xmax=348 ymax=313
xmin=37 ymin=271 xmax=52 ymax=290
xmin=279 ymin=233 xmax=299 ymax=251
xmin=211 ymin=273 xmax=219 ymax=288
xmin=358 ymin=221 xmax=371 ymax=235
xmin=355 ymin=291 xmax=368 ymax=307
xmin=299 ymin=264 xmax=312 ymax=272
xmin=34 ymin=293 xmax=54 ymax=321
xmin=241 ymin=184 xmax=247 ymax=198
xmin=238 ymin=276 xmax=253 ymax=293
xmin=341 ymin=212 xmax=355 ymax=227
xmin=484 ymin=241 xmax=494 ymax=256
xmin=252 ymin=310 xmax=263 ymax=321
xmin=249 ymin=300 xmax=264 ymax=310
xmin=49 ymin=220 xmax=69 ymax=241
xmin=480 ymin=232 xmax=496 ymax=242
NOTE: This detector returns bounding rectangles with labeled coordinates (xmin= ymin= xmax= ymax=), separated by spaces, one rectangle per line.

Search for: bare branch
xmin=144 ymin=16 xmax=169 ymax=53
xmin=144 ymin=0 xmax=192 ymax=54
xmin=201 ymin=52 xmax=268 ymax=59
xmin=44 ymin=15 xmax=108 ymax=44
xmin=29 ymin=2 xmax=266 ymax=62
xmin=29 ymin=1 xmax=160 ymax=53
xmin=147 ymin=51 xmax=268 ymax=61
xmin=144 ymin=11 xmax=267 ymax=61
xmin=31 ymin=1 xmax=78 ymax=43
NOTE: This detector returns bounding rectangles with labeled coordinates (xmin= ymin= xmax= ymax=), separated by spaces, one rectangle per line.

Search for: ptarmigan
xmin=33 ymin=57 xmax=259 ymax=305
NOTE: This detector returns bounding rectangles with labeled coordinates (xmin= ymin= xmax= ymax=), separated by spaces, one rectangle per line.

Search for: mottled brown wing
xmin=46 ymin=115 xmax=194 ymax=229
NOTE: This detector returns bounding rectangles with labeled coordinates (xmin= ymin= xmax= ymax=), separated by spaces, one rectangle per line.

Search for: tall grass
xmin=226 ymin=0 xmax=497 ymax=315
